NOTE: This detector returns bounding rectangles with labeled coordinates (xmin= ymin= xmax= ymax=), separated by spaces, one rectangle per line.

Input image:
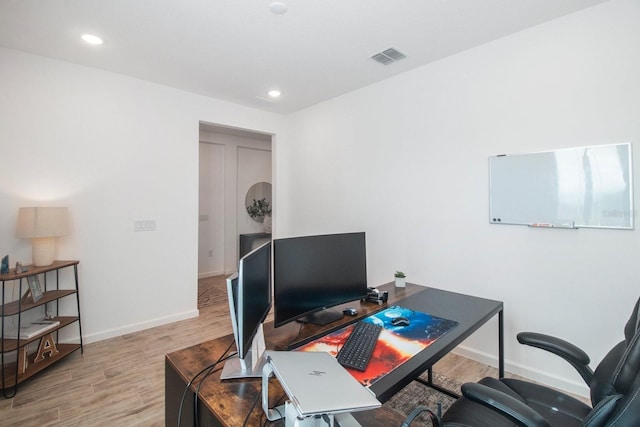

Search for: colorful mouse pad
xmin=295 ymin=305 xmax=458 ymax=387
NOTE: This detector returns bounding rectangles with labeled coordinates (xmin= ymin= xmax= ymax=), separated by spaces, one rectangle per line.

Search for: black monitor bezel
xmin=273 ymin=232 xmax=368 ymax=328
xmin=236 ymin=240 xmax=272 ymax=358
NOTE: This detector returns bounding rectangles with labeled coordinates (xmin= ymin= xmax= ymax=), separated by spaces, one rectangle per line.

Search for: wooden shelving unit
xmin=0 ymin=260 xmax=83 ymax=398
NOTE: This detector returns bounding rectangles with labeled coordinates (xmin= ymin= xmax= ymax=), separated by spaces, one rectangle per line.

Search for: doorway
xmin=198 ymin=122 xmax=272 ymax=306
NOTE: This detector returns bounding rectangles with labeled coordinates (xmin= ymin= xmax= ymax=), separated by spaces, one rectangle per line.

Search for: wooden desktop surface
xmin=165 ymin=283 xmax=503 ymax=426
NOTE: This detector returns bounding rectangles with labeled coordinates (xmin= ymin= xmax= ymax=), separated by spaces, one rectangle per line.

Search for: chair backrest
xmin=586 ymin=297 xmax=640 ymax=425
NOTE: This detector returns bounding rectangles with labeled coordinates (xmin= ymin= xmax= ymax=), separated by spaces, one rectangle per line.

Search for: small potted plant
xmin=394 ymin=271 xmax=406 ymax=288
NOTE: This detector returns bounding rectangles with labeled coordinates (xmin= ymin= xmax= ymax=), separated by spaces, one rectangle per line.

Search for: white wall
xmin=198 ymin=133 xmax=272 ymax=276
xmin=282 ymin=0 xmax=640 ymax=396
xmin=0 ymin=47 xmax=285 ymax=343
xmin=198 ymin=142 xmax=225 ymax=277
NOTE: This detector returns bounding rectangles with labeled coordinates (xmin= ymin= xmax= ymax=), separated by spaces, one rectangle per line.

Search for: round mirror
xmin=245 ymin=182 xmax=272 ymax=223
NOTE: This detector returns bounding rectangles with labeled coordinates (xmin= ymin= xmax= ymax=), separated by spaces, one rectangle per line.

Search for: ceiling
xmin=0 ymin=0 xmax=608 ymax=115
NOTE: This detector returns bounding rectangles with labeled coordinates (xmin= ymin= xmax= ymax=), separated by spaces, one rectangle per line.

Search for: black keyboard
xmin=336 ymin=321 xmax=382 ymax=371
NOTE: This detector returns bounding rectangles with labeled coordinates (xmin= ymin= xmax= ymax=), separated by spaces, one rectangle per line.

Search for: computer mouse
xmin=391 ymin=316 xmax=410 ymax=326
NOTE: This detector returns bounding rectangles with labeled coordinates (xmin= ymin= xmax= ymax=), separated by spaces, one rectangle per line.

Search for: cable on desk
xmin=258 ymin=391 xmax=287 ymax=427
xmin=243 ymin=384 xmax=287 ymax=426
xmin=194 ymin=350 xmax=237 ymax=427
xmin=176 ymin=340 xmax=234 ymax=427
xmin=243 ymin=387 xmax=262 ymax=427
xmin=286 ymin=321 xmax=307 ymax=349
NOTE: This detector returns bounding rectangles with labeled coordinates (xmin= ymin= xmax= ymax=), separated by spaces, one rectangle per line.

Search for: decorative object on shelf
xmin=394 ymin=271 xmax=406 ymax=288
xmin=263 ymin=214 xmax=273 ymax=232
xmin=15 ymin=262 xmax=27 ymax=274
xmin=0 ymin=255 xmax=8 ymax=275
xmin=34 ymin=332 xmax=60 ymax=362
xmin=26 ymin=275 xmax=44 ymax=303
xmin=245 ymin=182 xmax=272 ymax=225
xmin=16 ymin=207 xmax=70 ymax=266
xmin=17 ymin=347 xmax=28 ymax=374
xmin=4 ymin=319 xmax=59 ymax=339
xmin=246 ymin=198 xmax=272 ymax=221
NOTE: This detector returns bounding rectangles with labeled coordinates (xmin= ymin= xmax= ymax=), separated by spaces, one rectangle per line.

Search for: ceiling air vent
xmin=371 ymin=48 xmax=407 ymax=65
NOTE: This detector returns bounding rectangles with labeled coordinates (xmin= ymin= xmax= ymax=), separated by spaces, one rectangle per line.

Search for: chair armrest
xmin=517 ymin=332 xmax=593 ymax=384
xmin=461 ymin=383 xmax=550 ymax=427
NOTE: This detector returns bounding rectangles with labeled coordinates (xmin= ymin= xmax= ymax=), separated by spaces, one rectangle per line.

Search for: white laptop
xmin=265 ymin=350 xmax=381 ymax=417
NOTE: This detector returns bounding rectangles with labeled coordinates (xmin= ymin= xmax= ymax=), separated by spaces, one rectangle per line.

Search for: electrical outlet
xmin=134 ymin=220 xmax=156 ymax=232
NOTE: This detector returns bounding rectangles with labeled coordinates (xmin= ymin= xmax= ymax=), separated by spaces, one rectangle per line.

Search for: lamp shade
xmin=16 ymin=207 xmax=70 ymax=266
xmin=16 ymin=207 xmax=70 ymax=238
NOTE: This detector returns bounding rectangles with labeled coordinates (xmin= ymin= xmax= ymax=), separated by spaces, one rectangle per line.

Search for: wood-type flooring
xmin=0 ymin=276 xmax=583 ymax=426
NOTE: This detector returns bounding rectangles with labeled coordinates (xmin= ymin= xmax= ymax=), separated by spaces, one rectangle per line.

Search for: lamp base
xmin=32 ymin=237 xmax=56 ymax=267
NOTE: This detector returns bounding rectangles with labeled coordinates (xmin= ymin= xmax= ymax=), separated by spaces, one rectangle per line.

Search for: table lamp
xmin=16 ymin=207 xmax=70 ymax=267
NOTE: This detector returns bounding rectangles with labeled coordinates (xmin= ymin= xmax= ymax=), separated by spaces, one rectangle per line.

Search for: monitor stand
xmin=221 ymin=325 xmax=267 ymax=380
xmin=298 ymin=308 xmax=343 ymax=326
xmin=220 ymin=349 xmax=267 ymax=380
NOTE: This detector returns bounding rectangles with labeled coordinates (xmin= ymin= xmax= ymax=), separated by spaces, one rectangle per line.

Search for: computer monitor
xmin=273 ymin=232 xmax=368 ymax=328
xmin=221 ymin=240 xmax=271 ymax=380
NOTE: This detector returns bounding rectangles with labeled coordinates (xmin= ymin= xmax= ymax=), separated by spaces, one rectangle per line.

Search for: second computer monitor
xmin=221 ymin=240 xmax=271 ymax=379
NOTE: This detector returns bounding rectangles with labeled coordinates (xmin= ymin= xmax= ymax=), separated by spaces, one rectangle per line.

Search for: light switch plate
xmin=134 ymin=220 xmax=156 ymax=232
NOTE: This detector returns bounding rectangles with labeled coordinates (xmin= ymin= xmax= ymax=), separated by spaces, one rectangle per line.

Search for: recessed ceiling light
xmin=81 ymin=34 xmax=103 ymax=45
xmin=269 ymin=2 xmax=288 ymax=15
xmin=268 ymin=90 xmax=281 ymax=98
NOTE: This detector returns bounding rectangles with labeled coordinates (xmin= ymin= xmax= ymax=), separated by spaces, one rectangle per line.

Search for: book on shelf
xmin=4 ymin=320 xmax=60 ymax=339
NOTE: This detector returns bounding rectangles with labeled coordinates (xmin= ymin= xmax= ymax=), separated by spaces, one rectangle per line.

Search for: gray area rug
xmin=384 ymin=371 xmax=461 ymax=426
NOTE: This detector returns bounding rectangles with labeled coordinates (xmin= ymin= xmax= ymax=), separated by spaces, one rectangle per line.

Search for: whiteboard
xmin=489 ymin=143 xmax=633 ymax=229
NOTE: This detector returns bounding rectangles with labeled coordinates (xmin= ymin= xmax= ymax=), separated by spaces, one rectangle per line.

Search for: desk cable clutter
xmin=261 ymin=351 xmax=381 ymax=427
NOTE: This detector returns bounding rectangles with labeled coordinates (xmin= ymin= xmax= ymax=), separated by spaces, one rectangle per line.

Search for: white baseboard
xmin=453 ymin=344 xmax=590 ymax=398
xmin=198 ymin=270 xmax=225 ymax=279
xmin=82 ymin=309 xmax=200 ymax=344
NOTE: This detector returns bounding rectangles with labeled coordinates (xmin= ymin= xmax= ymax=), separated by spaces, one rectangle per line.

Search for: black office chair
xmin=403 ymin=297 xmax=640 ymax=427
